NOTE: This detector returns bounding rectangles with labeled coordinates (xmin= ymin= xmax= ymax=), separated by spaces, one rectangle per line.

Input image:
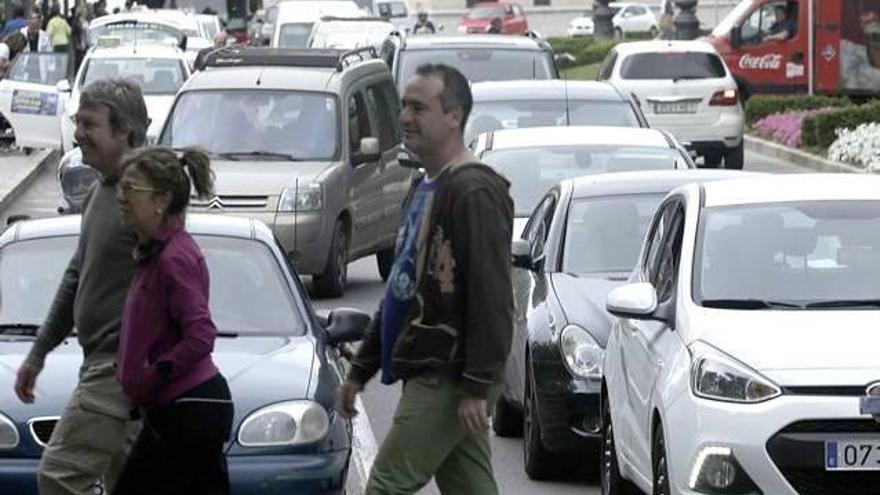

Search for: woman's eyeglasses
xmin=118 ymin=183 xmax=162 ymax=197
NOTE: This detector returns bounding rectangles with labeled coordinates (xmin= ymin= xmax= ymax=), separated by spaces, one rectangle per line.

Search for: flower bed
xmin=744 ymin=95 xmax=850 ymax=126
xmin=828 ymin=123 xmax=880 ymax=172
xmin=751 ymin=108 xmax=837 ymax=149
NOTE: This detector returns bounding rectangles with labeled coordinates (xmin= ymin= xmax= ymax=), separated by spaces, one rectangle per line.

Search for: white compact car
xmin=60 ymin=44 xmax=191 ymax=152
xmin=268 ymin=0 xmax=366 ymax=48
xmin=568 ymin=2 xmax=658 ymax=38
xmin=309 ymin=17 xmax=396 ymax=50
xmin=599 ymin=40 xmax=744 ymax=169
xmin=602 ymin=173 xmax=880 ymax=495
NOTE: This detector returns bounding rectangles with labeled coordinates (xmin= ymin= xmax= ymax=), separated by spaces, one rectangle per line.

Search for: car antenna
xmin=564 ymin=78 xmax=570 ymax=125
xmin=293 ymin=178 xmax=298 ymax=257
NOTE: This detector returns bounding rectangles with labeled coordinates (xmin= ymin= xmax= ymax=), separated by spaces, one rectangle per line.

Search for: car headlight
xmin=61 ymin=165 xmax=101 ymax=201
xmin=0 ymin=412 xmax=20 ymax=449
xmin=238 ymin=400 xmax=330 ymax=447
xmin=690 ymin=341 xmax=780 ymax=403
xmin=559 ymin=324 xmax=603 ymax=379
xmin=278 ymin=183 xmax=324 ymax=212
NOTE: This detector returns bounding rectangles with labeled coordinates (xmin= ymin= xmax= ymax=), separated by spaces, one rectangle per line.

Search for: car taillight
xmin=709 ymin=89 xmax=738 ymax=106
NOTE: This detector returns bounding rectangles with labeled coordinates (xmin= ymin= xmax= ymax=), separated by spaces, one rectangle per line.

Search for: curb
xmin=744 ymin=135 xmax=864 ymax=174
xmin=0 ymin=149 xmax=57 ymax=214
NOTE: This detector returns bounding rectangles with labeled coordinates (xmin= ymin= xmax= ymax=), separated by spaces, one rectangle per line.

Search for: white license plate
xmin=653 ymin=102 xmax=697 ymax=114
xmin=825 ymin=441 xmax=880 ymax=471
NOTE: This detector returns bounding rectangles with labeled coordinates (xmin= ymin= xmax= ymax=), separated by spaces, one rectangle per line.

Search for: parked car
xmin=86 ymin=11 xmax=210 ymax=65
xmin=568 ymin=2 xmax=659 ymax=38
xmin=373 ymin=0 xmax=412 ymax=32
xmin=458 ymin=1 xmax=528 ymax=35
xmin=501 ymin=169 xmax=756 ymax=480
xmin=0 ymin=52 xmax=71 ymax=151
xmin=380 ymin=32 xmax=559 ymax=92
xmin=598 ymin=40 xmax=745 ymax=169
xmin=266 ymin=0 xmax=366 ymax=48
xmin=603 ymin=173 xmax=880 ymax=495
xmin=465 ymin=80 xmax=649 ymax=145
xmin=309 ymin=17 xmax=397 ymax=51
xmin=60 ymin=44 xmax=191 ymax=152
xmin=159 ymin=47 xmax=413 ymax=297
xmin=471 ymin=126 xmax=695 ymax=237
xmin=0 ymin=214 xmax=369 ymax=494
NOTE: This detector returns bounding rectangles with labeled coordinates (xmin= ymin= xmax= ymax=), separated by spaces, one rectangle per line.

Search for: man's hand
xmin=458 ymin=398 xmax=490 ymax=434
xmin=15 ymin=362 xmax=42 ymax=404
xmin=336 ymin=380 xmax=364 ymax=419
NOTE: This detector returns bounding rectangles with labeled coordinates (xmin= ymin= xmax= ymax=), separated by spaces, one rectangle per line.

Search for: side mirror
xmin=56 ymin=79 xmax=71 ymax=93
xmin=179 ymin=35 xmax=188 ymax=51
xmin=6 ymin=213 xmax=31 ymax=226
xmin=323 ymin=307 xmax=371 ymax=345
xmin=352 ymin=137 xmax=381 ymax=166
xmin=606 ymin=282 xmax=658 ymax=319
xmin=730 ymin=26 xmax=742 ymax=48
xmin=511 ymin=239 xmax=532 ymax=269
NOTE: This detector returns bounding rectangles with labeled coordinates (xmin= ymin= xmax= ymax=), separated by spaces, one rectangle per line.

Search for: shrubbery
xmin=802 ymin=101 xmax=880 ymax=148
xmin=752 ymin=108 xmax=837 ymax=148
xmin=546 ymin=37 xmax=622 ymax=69
xmin=828 ymin=123 xmax=880 ymax=171
xmin=744 ymin=95 xmax=851 ymax=126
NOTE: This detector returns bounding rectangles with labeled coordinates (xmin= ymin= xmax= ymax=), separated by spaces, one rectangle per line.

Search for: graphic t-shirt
xmin=379 ymin=176 xmax=438 ymax=384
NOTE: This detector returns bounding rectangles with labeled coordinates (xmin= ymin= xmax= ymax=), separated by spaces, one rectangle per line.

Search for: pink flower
xmin=753 ymin=108 xmax=838 ymax=148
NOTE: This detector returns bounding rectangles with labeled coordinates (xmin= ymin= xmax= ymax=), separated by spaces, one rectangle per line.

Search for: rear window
xmin=619 ymin=52 xmax=726 ymax=80
xmin=468 ymin=5 xmax=506 ymax=18
xmin=398 ymin=49 xmax=554 ymax=91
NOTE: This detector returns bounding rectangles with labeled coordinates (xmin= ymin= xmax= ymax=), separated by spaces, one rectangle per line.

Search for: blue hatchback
xmin=0 ymin=214 xmax=369 ymax=494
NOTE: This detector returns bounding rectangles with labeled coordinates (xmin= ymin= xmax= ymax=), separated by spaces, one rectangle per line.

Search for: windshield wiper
xmin=0 ymin=323 xmax=41 ymax=336
xmin=217 ymin=331 xmax=239 ymax=338
xmin=700 ymin=299 xmax=803 ymax=310
xmin=673 ymin=75 xmax=704 ymax=83
xmin=217 ymin=151 xmax=300 ymax=161
xmin=804 ymin=299 xmax=880 ymax=309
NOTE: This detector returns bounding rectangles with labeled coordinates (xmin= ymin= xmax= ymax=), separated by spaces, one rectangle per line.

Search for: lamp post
xmin=674 ymin=0 xmax=700 ymax=40
xmin=593 ymin=0 xmax=614 ymax=39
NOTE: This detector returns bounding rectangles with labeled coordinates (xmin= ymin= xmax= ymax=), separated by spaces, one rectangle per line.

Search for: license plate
xmin=653 ymin=101 xmax=697 ymax=114
xmin=826 ymin=441 xmax=880 ymax=470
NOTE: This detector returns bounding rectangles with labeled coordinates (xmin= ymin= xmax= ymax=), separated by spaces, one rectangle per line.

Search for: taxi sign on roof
xmin=96 ymin=36 xmax=123 ymax=48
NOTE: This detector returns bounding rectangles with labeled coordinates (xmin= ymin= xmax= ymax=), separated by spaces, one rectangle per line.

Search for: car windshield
xmin=398 ymin=49 xmax=554 ymax=90
xmin=0 ymin=235 xmax=304 ymax=334
xmin=465 ymin=99 xmax=640 ymax=144
xmin=482 ymin=145 xmax=685 ymax=216
xmin=161 ymin=90 xmax=338 ymax=160
xmin=468 ymin=4 xmax=506 ymax=18
xmin=5 ymin=53 xmax=68 ymax=85
xmin=377 ymin=1 xmax=407 ymax=17
xmin=619 ymin=52 xmax=727 ymax=80
xmin=694 ymin=201 xmax=880 ymax=307
xmin=563 ymin=194 xmax=663 ymax=274
xmin=278 ymin=22 xmax=315 ymax=47
xmin=712 ymin=0 xmax=755 ymax=37
xmin=81 ymin=57 xmax=185 ymax=95
xmin=88 ymin=22 xmax=182 ymax=47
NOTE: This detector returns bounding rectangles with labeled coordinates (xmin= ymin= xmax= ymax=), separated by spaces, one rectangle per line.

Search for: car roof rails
xmin=319 ymin=15 xmax=391 ymax=22
xmin=201 ymin=46 xmax=379 ymax=72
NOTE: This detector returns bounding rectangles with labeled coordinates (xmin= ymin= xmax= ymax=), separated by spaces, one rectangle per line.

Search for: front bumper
xmin=664 ymin=392 xmax=878 ymax=494
xmin=532 ymin=359 xmax=602 ymax=455
xmin=568 ymin=26 xmax=594 ymax=37
xmin=0 ymin=451 xmax=350 ymax=495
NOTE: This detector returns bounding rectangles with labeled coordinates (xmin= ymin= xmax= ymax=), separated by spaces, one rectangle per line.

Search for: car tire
xmin=524 ymin=361 xmax=562 ymax=480
xmin=601 ymin=403 xmax=638 ymax=495
xmin=652 ymin=424 xmax=671 ymax=495
xmin=376 ymin=247 xmax=394 ymax=282
xmin=649 ymin=25 xmax=659 ymax=38
xmin=614 ymin=27 xmax=624 ymax=40
xmin=493 ymin=394 xmax=523 ymax=437
xmin=313 ymin=220 xmax=348 ymax=298
xmin=703 ymin=152 xmax=723 ymax=168
xmin=725 ymin=142 xmax=745 ymax=170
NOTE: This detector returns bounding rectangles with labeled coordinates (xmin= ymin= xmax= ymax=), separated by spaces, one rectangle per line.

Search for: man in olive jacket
xmin=337 ymin=63 xmax=514 ymax=494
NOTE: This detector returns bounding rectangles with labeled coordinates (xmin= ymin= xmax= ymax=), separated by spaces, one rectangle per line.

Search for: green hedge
xmin=578 ymin=39 xmax=617 ymax=65
xmin=547 ymin=36 xmax=596 ymax=57
xmin=744 ymin=95 xmax=850 ymax=126
xmin=547 ymin=37 xmax=617 ymax=69
xmin=802 ymin=101 xmax=880 ymax=148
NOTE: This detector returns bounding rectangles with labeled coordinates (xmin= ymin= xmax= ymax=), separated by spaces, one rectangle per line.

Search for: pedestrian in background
xmin=659 ymin=0 xmax=674 ymax=39
xmin=14 ymin=78 xmax=149 ymax=495
xmin=110 ymin=146 xmax=233 ymax=495
xmin=20 ymin=9 xmax=51 ymax=52
xmin=487 ymin=16 xmax=503 ymax=34
xmin=70 ymin=5 xmax=89 ymax=71
xmin=337 ymin=63 xmax=514 ymax=494
xmin=46 ymin=4 xmax=71 ymax=53
xmin=2 ymin=5 xmax=26 ymax=37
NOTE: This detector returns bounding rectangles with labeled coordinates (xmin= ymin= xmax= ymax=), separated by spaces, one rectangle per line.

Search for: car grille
xmin=769 ymin=420 xmax=880 ymax=495
xmin=29 ymin=417 xmax=59 ymax=446
xmin=190 ymin=195 xmax=269 ymax=211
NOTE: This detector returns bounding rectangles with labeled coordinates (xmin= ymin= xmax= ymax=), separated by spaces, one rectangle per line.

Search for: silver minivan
xmin=159 ymin=47 xmax=413 ymax=297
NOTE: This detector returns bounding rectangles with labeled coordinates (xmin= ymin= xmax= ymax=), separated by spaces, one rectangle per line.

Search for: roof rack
xmin=319 ymin=15 xmax=392 ymax=22
xmin=201 ymin=46 xmax=378 ymax=72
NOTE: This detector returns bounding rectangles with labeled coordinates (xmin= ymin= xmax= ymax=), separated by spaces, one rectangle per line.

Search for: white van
xmin=268 ymin=1 xmax=365 ymax=48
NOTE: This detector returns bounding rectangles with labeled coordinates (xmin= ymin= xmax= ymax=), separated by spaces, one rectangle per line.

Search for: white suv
xmin=602 ymin=173 xmax=880 ymax=495
xmin=599 ymin=40 xmax=744 ymax=169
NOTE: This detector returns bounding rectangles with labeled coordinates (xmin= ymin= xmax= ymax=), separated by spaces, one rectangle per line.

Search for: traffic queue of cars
xmin=2 ymin=4 xmax=876 ymax=493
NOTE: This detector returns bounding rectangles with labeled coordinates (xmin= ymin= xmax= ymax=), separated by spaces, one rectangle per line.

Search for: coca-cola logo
xmin=738 ymin=53 xmax=783 ymax=70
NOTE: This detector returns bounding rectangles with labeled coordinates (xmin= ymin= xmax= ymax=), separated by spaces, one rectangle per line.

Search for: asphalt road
xmin=0 ymin=148 xmax=811 ymax=495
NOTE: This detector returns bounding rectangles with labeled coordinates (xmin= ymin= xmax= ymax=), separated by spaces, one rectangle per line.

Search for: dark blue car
xmin=0 ymin=214 xmax=369 ymax=494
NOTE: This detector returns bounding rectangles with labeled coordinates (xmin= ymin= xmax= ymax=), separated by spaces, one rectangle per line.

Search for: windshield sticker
xmin=11 ymin=90 xmax=58 ymax=116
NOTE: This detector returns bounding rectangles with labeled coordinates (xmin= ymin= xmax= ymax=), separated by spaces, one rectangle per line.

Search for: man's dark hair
xmin=414 ymin=63 xmax=472 ymax=135
xmin=80 ymin=78 xmax=149 ymax=147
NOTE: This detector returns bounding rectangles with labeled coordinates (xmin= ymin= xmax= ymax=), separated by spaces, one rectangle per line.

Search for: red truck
xmin=706 ymin=0 xmax=880 ymax=97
